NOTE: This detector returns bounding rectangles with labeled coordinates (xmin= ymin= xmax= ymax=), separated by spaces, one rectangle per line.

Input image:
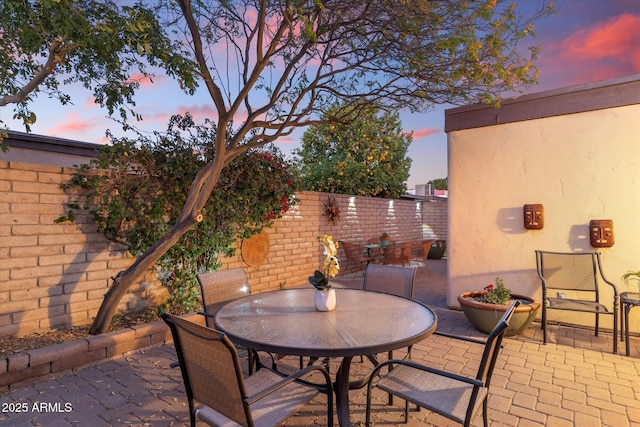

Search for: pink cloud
xmin=543 ymin=13 xmax=640 ymax=87
xmin=126 ymin=73 xmax=163 ymax=87
xmin=562 ymin=13 xmax=640 ymax=62
xmin=409 ymin=128 xmax=440 ymax=139
xmin=45 ymin=112 xmax=111 ymax=143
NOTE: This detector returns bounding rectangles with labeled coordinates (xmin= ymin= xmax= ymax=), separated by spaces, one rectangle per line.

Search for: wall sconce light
xmin=589 ymin=219 xmax=614 ymax=247
xmin=523 ymin=204 xmax=544 ymax=230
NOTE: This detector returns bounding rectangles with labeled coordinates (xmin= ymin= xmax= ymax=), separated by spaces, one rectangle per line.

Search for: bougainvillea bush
xmin=59 ymin=114 xmax=299 ymax=313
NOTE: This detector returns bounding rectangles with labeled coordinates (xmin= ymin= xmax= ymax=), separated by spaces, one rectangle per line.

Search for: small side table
xmin=620 ymin=292 xmax=640 ymax=356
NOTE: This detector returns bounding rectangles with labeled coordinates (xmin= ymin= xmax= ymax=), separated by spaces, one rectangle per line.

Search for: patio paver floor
xmin=2 ymin=259 xmax=640 ymax=426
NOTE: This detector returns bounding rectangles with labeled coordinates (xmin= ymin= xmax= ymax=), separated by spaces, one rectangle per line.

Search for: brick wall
xmin=422 ymin=199 xmax=448 ymax=241
xmin=1 ymin=160 xmax=447 ymax=337
xmin=0 ymin=161 xmax=164 ymax=338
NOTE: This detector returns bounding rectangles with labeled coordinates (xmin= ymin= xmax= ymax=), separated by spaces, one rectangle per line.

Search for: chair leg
xmin=541 ymin=305 xmax=547 ymax=344
xmin=482 ymin=398 xmax=489 ymax=427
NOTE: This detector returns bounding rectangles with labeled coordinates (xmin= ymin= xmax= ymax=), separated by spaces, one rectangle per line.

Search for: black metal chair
xmin=535 ymin=250 xmax=618 ymax=353
xmin=196 ymin=268 xmax=263 ymax=373
xmin=162 ymin=313 xmax=333 ymax=427
xmin=365 ymin=301 xmax=520 ymax=426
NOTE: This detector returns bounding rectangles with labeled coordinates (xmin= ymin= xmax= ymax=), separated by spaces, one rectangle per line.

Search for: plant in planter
xmin=622 ymin=271 xmax=640 ymax=294
xmin=309 ymin=235 xmax=340 ymax=311
xmin=380 ymin=232 xmax=391 ymax=246
xmin=427 ymin=240 xmax=446 ymax=259
xmin=458 ymin=277 xmax=540 ymax=336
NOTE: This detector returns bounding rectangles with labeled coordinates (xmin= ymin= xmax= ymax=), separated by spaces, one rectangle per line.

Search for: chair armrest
xmin=245 ymin=365 xmax=333 ymax=404
xmin=433 ymin=331 xmax=487 ymax=345
xmin=370 ymin=358 xmax=485 ymax=388
xmin=196 ymin=310 xmax=216 ymax=319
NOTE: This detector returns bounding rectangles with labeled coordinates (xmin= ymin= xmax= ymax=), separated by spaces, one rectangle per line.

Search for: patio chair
xmin=365 ymin=301 xmax=520 ymax=426
xmin=363 ymin=263 xmax=417 ymax=298
xmin=197 ymin=268 xmax=262 ymax=373
xmin=198 ymin=268 xmax=305 ymax=371
xmin=161 ymin=313 xmax=334 ymax=427
xmin=363 ymin=263 xmax=418 ymax=403
xmin=413 ymin=239 xmax=435 ymax=275
xmin=382 ymin=242 xmax=413 ymax=266
xmin=535 ymin=250 xmax=618 ymax=353
xmin=340 ymin=240 xmax=377 ymax=277
xmin=197 ymin=269 xmax=251 ymax=324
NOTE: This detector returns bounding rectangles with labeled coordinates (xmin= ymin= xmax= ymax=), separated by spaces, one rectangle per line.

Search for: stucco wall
xmin=445 ymin=76 xmax=640 ymax=332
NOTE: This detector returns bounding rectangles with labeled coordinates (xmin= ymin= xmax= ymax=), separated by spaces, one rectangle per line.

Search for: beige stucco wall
xmin=446 ymin=88 xmax=640 ymax=332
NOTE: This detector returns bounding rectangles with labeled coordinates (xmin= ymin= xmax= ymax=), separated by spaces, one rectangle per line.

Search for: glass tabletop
xmin=214 ymin=288 xmax=437 ymax=358
xmin=620 ymin=292 xmax=640 ymax=305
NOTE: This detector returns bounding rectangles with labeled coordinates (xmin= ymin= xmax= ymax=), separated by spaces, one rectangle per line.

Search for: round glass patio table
xmin=215 ymin=288 xmax=437 ymax=427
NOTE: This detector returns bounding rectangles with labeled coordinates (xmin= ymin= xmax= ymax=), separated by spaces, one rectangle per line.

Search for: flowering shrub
xmin=480 ymin=277 xmax=511 ymax=305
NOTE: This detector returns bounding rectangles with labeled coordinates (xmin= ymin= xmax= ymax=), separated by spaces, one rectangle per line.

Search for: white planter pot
xmin=314 ymin=289 xmax=336 ymax=312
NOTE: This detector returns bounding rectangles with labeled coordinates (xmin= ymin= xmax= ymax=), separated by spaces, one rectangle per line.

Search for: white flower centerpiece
xmin=309 ymin=235 xmax=339 ymax=311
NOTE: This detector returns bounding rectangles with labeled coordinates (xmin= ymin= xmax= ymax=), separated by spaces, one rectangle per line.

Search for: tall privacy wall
xmin=445 ymin=75 xmax=640 ymax=331
xmin=0 ymin=155 xmax=447 ymax=337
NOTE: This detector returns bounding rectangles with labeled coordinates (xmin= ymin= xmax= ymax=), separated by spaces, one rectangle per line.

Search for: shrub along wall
xmin=0 ymin=159 xmax=447 ymax=338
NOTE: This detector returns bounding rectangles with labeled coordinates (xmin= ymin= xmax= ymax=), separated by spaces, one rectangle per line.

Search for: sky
xmin=2 ymin=0 xmax=639 ymax=191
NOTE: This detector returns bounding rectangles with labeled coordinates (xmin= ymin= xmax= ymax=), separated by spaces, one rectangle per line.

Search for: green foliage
xmin=0 ymin=0 xmax=197 ymax=130
xmin=428 ymin=178 xmax=448 ymax=190
xmin=294 ymin=105 xmax=411 ymax=198
xmin=308 ymin=270 xmax=331 ymax=290
xmin=60 ymin=114 xmax=299 ymax=312
xmin=480 ymin=278 xmax=511 ymax=305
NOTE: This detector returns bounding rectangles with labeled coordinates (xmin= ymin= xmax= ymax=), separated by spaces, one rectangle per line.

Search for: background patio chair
xmin=365 ymin=301 xmax=520 ymax=426
xmin=363 ymin=263 xmax=418 ymax=403
xmin=535 ymin=250 xmax=618 ymax=353
xmin=382 ymin=242 xmax=413 ymax=266
xmin=339 ymin=240 xmax=377 ymax=277
xmin=413 ymin=239 xmax=435 ymax=275
xmin=197 ymin=268 xmax=305 ymax=372
xmin=363 ymin=263 xmax=417 ymax=298
xmin=161 ymin=313 xmax=333 ymax=427
xmin=197 ymin=268 xmax=263 ymax=373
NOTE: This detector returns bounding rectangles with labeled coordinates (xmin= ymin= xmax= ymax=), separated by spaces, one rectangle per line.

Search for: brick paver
xmin=2 ymin=259 xmax=640 ymax=426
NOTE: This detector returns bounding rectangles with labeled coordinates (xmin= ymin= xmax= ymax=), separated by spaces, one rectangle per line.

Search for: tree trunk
xmin=89 ymin=157 xmax=225 ymax=334
xmin=88 ymin=215 xmax=199 ymax=334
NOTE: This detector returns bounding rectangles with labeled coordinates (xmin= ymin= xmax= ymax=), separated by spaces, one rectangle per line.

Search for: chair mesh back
xmin=538 ymin=252 xmax=597 ymax=292
xmin=163 ymin=313 xmax=250 ymax=427
xmin=197 ymin=269 xmax=250 ymax=327
xmin=475 ymin=302 xmax=519 ymax=385
xmin=341 ymin=241 xmax=365 ymax=262
xmin=363 ymin=264 xmax=416 ymax=298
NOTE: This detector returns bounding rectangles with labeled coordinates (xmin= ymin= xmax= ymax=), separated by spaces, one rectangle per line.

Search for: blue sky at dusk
xmin=2 ymin=0 xmax=639 ymax=190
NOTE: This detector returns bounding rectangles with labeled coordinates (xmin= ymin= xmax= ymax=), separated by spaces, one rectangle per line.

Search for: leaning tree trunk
xmin=88 ymin=216 xmax=200 ymax=334
xmin=88 ymin=157 xmax=224 ymax=334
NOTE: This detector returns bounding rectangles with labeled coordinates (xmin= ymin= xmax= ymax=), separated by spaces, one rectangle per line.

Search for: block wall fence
xmin=0 ymin=159 xmax=447 ymax=338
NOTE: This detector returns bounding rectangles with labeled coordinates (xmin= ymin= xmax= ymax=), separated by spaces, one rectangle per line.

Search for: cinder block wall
xmin=0 ymin=161 xmax=164 ymax=338
xmin=220 ymin=192 xmax=428 ymax=293
xmin=422 ymin=200 xmax=447 ymax=241
xmin=1 ymin=160 xmax=446 ymax=337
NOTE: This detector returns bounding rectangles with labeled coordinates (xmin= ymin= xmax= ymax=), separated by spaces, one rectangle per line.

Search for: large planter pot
xmin=427 ymin=240 xmax=446 ymax=259
xmin=458 ymin=292 xmax=540 ymax=336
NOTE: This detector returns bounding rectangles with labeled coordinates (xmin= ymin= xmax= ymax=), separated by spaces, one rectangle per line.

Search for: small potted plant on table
xmin=309 ymin=235 xmax=340 ymax=311
xmin=379 ymin=232 xmax=391 ymax=247
xmin=458 ymin=277 xmax=540 ymax=336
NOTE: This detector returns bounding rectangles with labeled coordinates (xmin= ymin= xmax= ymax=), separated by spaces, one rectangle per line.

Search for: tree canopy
xmin=295 ymin=105 xmax=411 ymax=198
xmin=1 ymin=0 xmax=555 ymax=333
xmin=60 ymin=114 xmax=298 ymax=313
xmin=0 ymin=0 xmax=197 ymax=132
